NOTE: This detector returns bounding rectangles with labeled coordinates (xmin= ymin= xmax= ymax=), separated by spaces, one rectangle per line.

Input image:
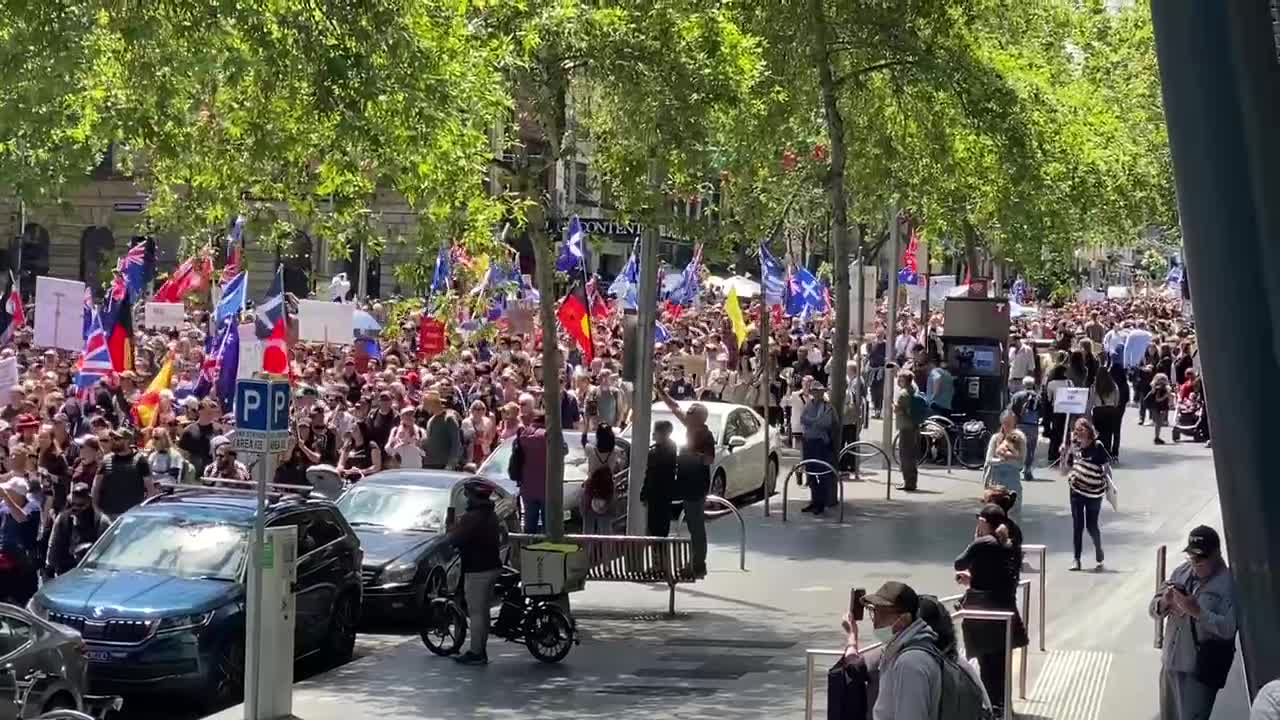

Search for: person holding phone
xmin=1149 ymin=526 xmax=1237 ymax=720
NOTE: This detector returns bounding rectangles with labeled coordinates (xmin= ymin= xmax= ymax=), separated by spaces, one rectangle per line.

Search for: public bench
xmin=509 ymin=533 xmax=697 ymax=615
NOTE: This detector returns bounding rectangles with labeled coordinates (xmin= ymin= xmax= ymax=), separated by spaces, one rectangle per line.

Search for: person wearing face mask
xmin=860 ymin=581 xmax=943 ymax=719
xmin=799 ymin=383 xmax=839 ymax=515
xmin=43 ymin=482 xmax=107 ymax=578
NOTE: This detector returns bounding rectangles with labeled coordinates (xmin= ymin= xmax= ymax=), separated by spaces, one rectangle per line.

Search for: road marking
xmin=1019 ymin=650 xmax=1112 ymax=720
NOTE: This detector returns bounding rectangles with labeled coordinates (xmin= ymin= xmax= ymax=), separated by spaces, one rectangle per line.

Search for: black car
xmin=335 ymin=471 xmax=519 ymax=622
xmin=31 ymin=490 xmax=363 ymax=705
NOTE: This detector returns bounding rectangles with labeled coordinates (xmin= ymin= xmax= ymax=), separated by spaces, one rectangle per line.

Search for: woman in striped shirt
xmin=1068 ymin=418 xmax=1111 ymax=571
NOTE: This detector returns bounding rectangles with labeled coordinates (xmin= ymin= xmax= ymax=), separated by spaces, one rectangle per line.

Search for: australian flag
xmin=117 ymin=238 xmax=154 ymax=300
xmin=430 ymin=245 xmax=451 ymax=295
xmin=786 ymin=265 xmax=828 ymax=317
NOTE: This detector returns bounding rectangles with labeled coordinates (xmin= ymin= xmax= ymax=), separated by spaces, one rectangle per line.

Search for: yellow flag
xmin=726 ymin=286 xmax=747 ymax=348
xmin=135 ymin=354 xmax=175 ymax=428
xmin=473 ymin=254 xmax=490 ymax=282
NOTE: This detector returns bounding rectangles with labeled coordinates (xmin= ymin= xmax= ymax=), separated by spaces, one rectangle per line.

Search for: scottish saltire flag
xmin=556 ymin=216 xmax=587 ymax=273
xmin=215 ymin=271 xmax=247 ymax=328
xmin=117 ymin=240 xmax=152 ymax=299
xmin=672 ymin=244 xmax=704 ymax=306
xmin=430 ymin=245 xmax=451 ymax=294
xmin=254 ymin=267 xmax=285 ymax=339
xmin=75 ymin=313 xmax=113 ymax=399
xmin=760 ymin=243 xmax=786 ymax=307
xmin=609 ymin=241 xmax=640 ymax=310
xmin=786 ymin=265 xmax=828 ymax=317
xmin=1166 ymin=263 xmax=1183 ymax=294
xmin=898 ymin=228 xmax=920 ymax=285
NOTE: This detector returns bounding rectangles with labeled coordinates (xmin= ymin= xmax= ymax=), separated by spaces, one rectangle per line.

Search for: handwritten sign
xmin=238 ymin=323 xmax=265 ymax=378
xmin=33 ymin=277 xmax=87 ymax=351
xmin=1053 ymin=387 xmax=1090 ymax=415
xmin=144 ymin=302 xmax=186 ymax=330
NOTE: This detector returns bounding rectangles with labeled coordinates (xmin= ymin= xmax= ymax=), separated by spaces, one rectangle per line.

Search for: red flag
xmin=586 ymin=278 xmax=611 ymax=320
xmin=3 ymin=271 xmax=24 ymax=330
xmin=556 ymin=287 xmax=593 ymax=363
xmin=262 ymin=317 xmax=289 ymax=374
xmin=153 ymin=256 xmax=212 ymax=303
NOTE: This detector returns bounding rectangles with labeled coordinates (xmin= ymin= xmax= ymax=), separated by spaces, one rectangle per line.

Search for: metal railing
xmin=771 ymin=459 xmax=843 ymax=522
xmin=1023 ymin=544 xmax=1048 ymax=651
xmin=695 ymin=495 xmax=746 ymax=570
xmin=1155 ymin=544 xmax=1168 ymax=649
xmin=804 ymin=608 xmax=1018 ymax=720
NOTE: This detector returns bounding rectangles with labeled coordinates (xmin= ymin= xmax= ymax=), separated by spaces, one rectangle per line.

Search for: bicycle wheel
xmin=524 ymin=604 xmax=575 ymax=663
xmin=955 ymin=431 xmax=990 ymax=470
xmin=419 ymin=597 xmax=467 ymax=656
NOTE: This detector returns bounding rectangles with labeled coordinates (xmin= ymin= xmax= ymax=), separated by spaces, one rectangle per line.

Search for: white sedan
xmin=625 ymin=401 xmax=779 ymax=501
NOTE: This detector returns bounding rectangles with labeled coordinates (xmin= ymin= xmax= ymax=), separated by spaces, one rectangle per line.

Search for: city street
xmin=187 ymin=412 xmax=1245 ymax=720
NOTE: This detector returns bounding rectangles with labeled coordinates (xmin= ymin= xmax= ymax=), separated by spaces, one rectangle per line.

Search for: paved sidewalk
xmin=210 ymin=414 xmax=1238 ymax=720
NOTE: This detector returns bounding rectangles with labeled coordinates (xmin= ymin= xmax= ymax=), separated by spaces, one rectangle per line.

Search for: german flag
xmin=556 ymin=283 xmax=593 ymax=363
xmin=134 ymin=353 xmax=174 ymax=428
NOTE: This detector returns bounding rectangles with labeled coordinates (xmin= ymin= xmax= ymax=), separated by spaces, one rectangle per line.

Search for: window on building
xmin=80 ymin=226 xmax=115 ymax=286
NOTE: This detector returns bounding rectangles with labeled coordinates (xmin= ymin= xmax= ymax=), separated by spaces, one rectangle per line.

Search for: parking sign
xmin=235 ymin=379 xmax=292 ymax=454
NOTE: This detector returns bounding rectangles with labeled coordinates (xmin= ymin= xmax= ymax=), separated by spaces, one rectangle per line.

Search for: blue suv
xmin=27 ymin=490 xmax=363 ymax=706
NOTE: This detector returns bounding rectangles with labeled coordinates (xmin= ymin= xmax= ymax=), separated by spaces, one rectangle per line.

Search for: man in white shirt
xmin=1123 ymin=321 xmax=1155 ymax=369
xmin=1103 ymin=321 xmax=1129 ymax=358
xmin=1008 ymin=334 xmax=1036 ymax=395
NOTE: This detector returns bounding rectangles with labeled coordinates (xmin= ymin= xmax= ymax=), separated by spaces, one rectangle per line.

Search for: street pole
xmin=881 ymin=205 xmax=900 ymax=500
xmin=532 ymin=228 xmax=564 ymax=540
xmin=15 ymin=197 xmax=24 ymax=293
xmin=356 ymin=237 xmax=368 ymax=301
xmin=244 ymin=446 xmax=276 ymax=720
xmin=625 ymin=159 xmax=661 ymax=536
xmin=760 ymin=297 xmax=772 ymax=515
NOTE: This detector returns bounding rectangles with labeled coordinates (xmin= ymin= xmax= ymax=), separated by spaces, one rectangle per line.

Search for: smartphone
xmin=850 ymin=588 xmax=866 ymax=621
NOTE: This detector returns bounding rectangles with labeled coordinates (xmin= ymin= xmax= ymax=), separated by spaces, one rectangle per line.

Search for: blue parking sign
xmin=236 ymin=379 xmax=291 ymax=433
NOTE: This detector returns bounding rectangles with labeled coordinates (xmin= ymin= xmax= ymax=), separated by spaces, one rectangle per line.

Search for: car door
xmin=298 ymin=510 xmax=347 ymax=654
xmin=717 ymin=411 xmax=747 ymax=497
xmin=736 ymin=410 xmax=767 ymax=497
xmin=0 ymin=611 xmax=36 ymax=720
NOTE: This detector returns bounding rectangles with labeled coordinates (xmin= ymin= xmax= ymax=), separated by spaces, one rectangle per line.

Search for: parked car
xmin=477 ymin=431 xmax=631 ymax=529
xmin=624 ymin=401 xmax=778 ymax=501
xmin=335 ymin=472 xmax=519 ymax=622
xmin=0 ymin=603 xmax=89 ymax=718
xmin=27 ymin=490 xmax=363 ymax=708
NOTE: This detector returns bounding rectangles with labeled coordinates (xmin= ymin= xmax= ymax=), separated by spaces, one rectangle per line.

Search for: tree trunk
xmin=809 ymin=0 xmax=852 ymax=437
xmin=962 ymin=219 xmax=981 ymax=280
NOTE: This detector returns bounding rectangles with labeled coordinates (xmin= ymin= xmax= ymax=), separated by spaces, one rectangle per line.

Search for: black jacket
xmin=447 ymin=502 xmax=502 ymax=574
xmin=45 ymin=509 xmax=108 ymax=577
xmin=642 ymin=440 xmax=678 ymax=505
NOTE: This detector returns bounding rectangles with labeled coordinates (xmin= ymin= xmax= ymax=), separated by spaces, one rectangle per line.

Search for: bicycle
xmin=0 ymin=667 xmax=123 ymax=720
xmin=419 ymin=567 xmax=578 ymax=663
xmin=893 ymin=414 xmax=990 ymax=471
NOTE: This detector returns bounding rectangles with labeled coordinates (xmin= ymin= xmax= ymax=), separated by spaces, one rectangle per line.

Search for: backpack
xmin=909 ymin=392 xmax=930 ymax=427
xmin=902 ymin=641 xmax=995 ymax=720
xmin=826 ymin=651 xmax=870 ymax=720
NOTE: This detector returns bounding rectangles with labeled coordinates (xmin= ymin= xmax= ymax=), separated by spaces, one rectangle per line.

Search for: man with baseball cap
xmin=861 ymin=580 xmax=943 ymax=719
xmin=1149 ymin=525 xmax=1238 ymax=720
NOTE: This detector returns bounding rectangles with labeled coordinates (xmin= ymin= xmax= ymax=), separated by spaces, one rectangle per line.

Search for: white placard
xmin=1106 ymin=285 xmax=1130 ymax=299
xmin=33 ymin=277 xmax=88 ymax=351
xmin=296 ymin=300 xmax=354 ymax=345
xmin=1054 ymin=387 xmax=1090 ymax=415
xmin=144 ymin=302 xmax=186 ymax=329
xmin=0 ymin=356 xmax=18 ymax=390
xmin=1077 ymin=287 xmax=1106 ymax=304
xmin=848 ymin=263 xmax=878 ymax=334
xmin=238 ymin=323 xmax=265 ymax=378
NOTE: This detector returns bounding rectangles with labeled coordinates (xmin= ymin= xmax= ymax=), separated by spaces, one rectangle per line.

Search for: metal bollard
xmin=1155 ymin=545 xmax=1168 ymax=649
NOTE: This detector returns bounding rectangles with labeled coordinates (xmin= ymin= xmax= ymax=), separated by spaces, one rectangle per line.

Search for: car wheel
xmin=209 ymin=634 xmax=245 ymax=708
xmin=42 ymin=692 xmax=77 ymax=713
xmin=709 ymin=470 xmax=727 ymax=500
xmin=766 ymin=456 xmax=779 ymax=496
xmin=325 ymin=592 xmax=358 ymax=667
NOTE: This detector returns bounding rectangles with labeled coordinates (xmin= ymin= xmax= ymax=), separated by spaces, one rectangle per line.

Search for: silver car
xmin=0 ymin=602 xmax=89 ymax=719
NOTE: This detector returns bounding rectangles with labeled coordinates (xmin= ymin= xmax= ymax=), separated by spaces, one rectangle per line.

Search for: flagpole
xmin=576 ymin=220 xmax=594 ymax=363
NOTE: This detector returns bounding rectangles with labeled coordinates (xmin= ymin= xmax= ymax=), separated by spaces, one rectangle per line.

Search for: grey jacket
xmin=874 ymin=618 xmax=942 ymax=720
xmin=1148 ymin=561 xmax=1237 ymax=674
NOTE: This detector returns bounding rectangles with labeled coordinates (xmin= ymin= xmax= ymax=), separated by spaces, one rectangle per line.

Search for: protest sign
xmin=297 ymin=300 xmax=354 ymax=345
xmin=0 ymin=357 xmax=18 ymax=390
xmin=33 ymin=277 xmax=87 ymax=351
xmin=144 ymin=302 xmax=186 ymax=329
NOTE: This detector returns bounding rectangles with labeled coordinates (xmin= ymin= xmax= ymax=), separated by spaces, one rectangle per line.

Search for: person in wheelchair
xmin=446 ymin=480 xmax=502 ymax=666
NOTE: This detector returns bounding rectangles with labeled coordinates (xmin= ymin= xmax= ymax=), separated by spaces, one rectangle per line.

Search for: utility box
xmin=245 ymin=525 xmax=298 ymax=720
xmin=521 ymin=542 xmax=588 ymax=596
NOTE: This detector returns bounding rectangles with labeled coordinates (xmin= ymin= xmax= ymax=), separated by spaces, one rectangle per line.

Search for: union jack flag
xmin=222 ymin=216 xmax=246 ymax=284
xmin=75 ymin=312 xmax=114 ymax=400
xmin=117 ymin=241 xmax=150 ymax=299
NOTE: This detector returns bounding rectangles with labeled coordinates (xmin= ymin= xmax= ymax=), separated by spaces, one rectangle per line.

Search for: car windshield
xmin=337 ymin=484 xmax=450 ymax=532
xmin=649 ymin=411 xmax=724 ymax=447
xmin=82 ymin=510 xmax=249 ymax=580
xmin=479 ymin=431 xmax=589 ymax=482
